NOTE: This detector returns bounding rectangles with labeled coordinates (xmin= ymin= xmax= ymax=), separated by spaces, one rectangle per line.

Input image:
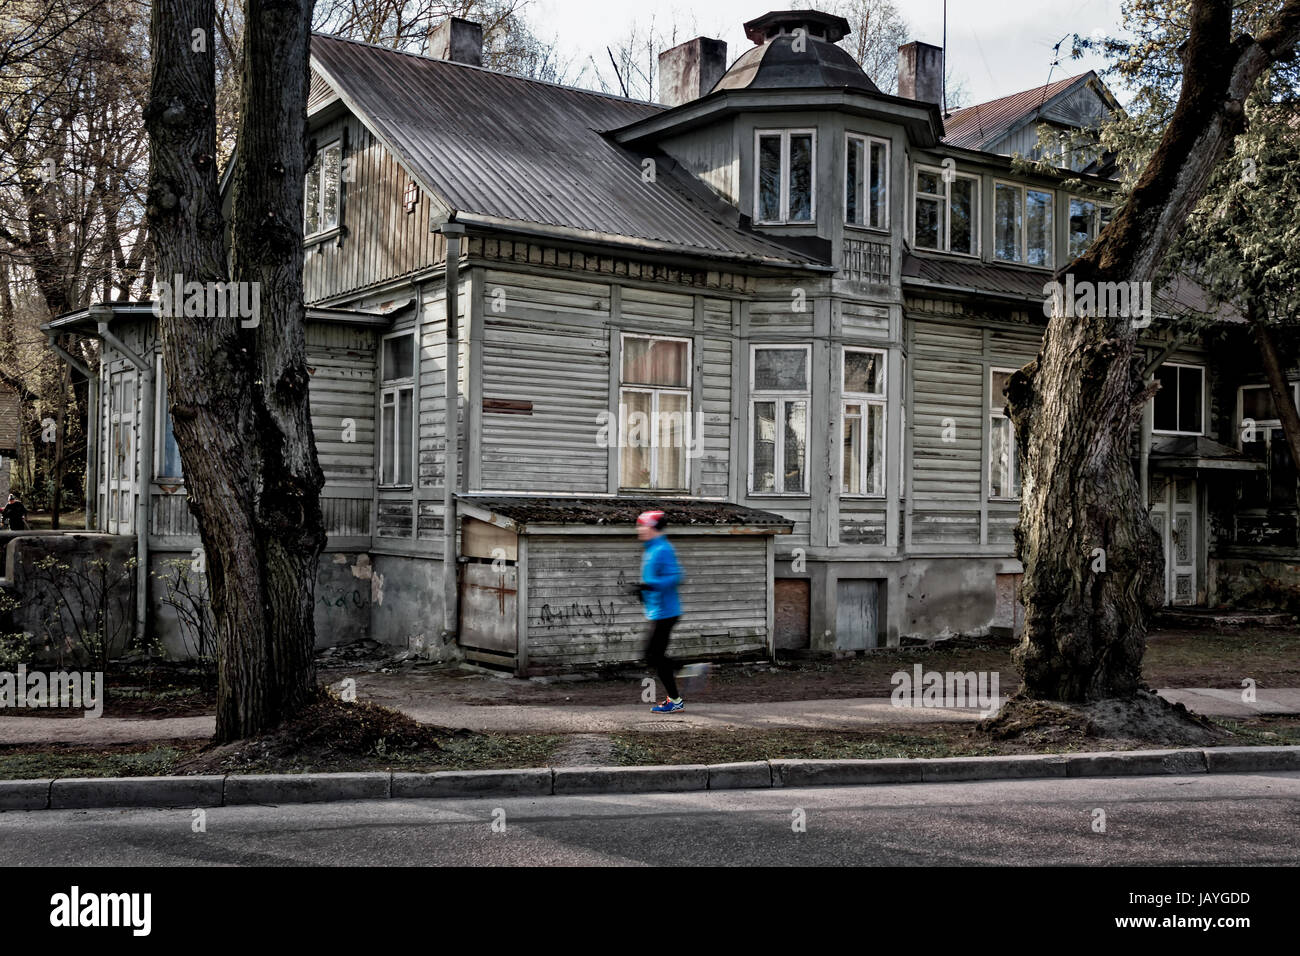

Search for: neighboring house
xmin=0 ymin=383 xmax=18 ymax=502
xmin=42 ymin=9 xmax=1297 ymax=671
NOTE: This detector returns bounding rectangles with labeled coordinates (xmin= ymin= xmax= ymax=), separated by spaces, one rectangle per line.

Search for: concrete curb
xmin=2 ymin=746 xmax=1298 ymax=811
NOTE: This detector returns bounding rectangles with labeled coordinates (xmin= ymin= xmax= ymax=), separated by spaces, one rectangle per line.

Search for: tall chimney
xmin=428 ymin=17 xmax=483 ymax=67
xmin=658 ymin=37 xmax=728 ymax=107
xmin=897 ymin=41 xmax=943 ymax=104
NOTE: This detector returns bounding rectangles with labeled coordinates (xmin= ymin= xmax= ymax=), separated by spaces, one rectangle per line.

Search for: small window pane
xmin=753 ymin=401 xmax=777 ymax=492
xmin=990 ymin=416 xmax=1016 ymax=497
xmin=1178 ymin=367 xmax=1202 ymax=434
xmin=995 ymin=184 xmax=1022 ymax=262
xmin=991 ymin=370 xmax=1013 ymax=411
xmin=949 ymin=177 xmax=975 ymax=254
xmin=866 ymin=403 xmax=884 ymax=496
xmin=383 ymin=335 xmax=414 ymax=381
xmin=754 ymin=348 xmax=807 ymax=391
xmin=915 ymin=196 xmax=941 ymax=250
xmin=1069 ymin=197 xmax=1095 ymax=257
xmin=869 ymin=141 xmax=887 ymax=229
xmin=783 ymin=401 xmax=807 ymax=492
xmin=1026 ymin=189 xmax=1053 ymax=266
xmin=917 ymin=169 xmax=941 ymax=195
xmin=397 ymin=389 xmax=413 ymax=484
xmin=620 ymin=390 xmax=652 ymax=488
xmin=304 ymin=156 xmax=322 ymax=235
xmin=788 ymin=134 xmax=813 ymax=222
xmin=759 ymin=135 xmax=782 ymax=222
xmin=657 ymin=391 xmax=688 ymax=489
xmin=622 ymin=337 xmax=687 ymax=387
xmin=842 ymin=407 xmax=862 ymax=493
xmin=381 ymin=399 xmax=396 ymax=484
xmin=846 ymin=137 xmax=864 ymax=225
xmin=322 ymin=145 xmax=341 ymax=230
xmin=1153 ymin=366 xmax=1179 ymax=431
xmin=1242 ymin=387 xmax=1279 ymax=422
xmin=845 ymin=350 xmax=884 ymax=395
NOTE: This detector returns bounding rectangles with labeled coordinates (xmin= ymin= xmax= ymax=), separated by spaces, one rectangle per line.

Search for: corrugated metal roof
xmin=309 ymin=34 xmax=825 ymax=270
xmin=458 ymin=494 xmax=794 ymax=529
xmin=943 ymin=73 xmax=1091 ymax=151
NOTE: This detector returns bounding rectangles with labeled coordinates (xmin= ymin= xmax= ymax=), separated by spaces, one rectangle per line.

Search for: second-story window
xmin=914 ymin=165 xmax=978 ymax=255
xmin=842 ymin=348 xmax=887 ymax=497
xmin=756 ymin=129 xmax=815 ymax=224
xmin=619 ymin=334 xmax=691 ymax=491
xmin=989 ymin=368 xmax=1021 ymax=499
xmin=994 ymin=181 xmax=1053 ymax=266
xmin=846 ymin=134 xmax=888 ymax=230
xmin=751 ymin=345 xmax=810 ymax=494
xmin=1153 ymin=363 xmax=1204 ymax=435
xmin=305 ymin=140 xmax=342 ymax=238
xmin=379 ymin=331 xmax=415 ymax=486
xmin=1069 ymin=197 xmax=1115 ymax=257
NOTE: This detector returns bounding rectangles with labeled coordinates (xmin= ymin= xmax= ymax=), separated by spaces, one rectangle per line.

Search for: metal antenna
xmin=942 ymin=0 xmax=949 ymax=119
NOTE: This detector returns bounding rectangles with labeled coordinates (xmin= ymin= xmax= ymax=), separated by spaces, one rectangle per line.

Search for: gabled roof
xmin=943 ymin=72 xmax=1099 ymax=152
xmin=309 ymin=34 xmax=826 ymax=271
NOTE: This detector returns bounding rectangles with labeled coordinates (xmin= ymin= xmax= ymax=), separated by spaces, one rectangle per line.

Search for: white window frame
xmin=912 ymin=163 xmax=980 ymax=257
xmin=617 ymin=332 xmax=693 ymax=492
xmin=844 ymin=132 xmax=890 ymax=232
xmin=749 ymin=344 xmax=812 ymax=496
xmin=840 ymin=347 xmax=888 ymax=498
xmin=305 ymin=139 xmax=342 ymax=239
xmin=993 ymin=179 xmax=1055 ymax=267
xmin=154 ymin=354 xmax=183 ymax=482
xmin=1236 ymin=383 xmax=1299 ymax=437
xmin=1151 ymin=362 xmax=1206 ymax=437
xmin=1068 ymin=195 xmax=1115 ymax=258
xmin=754 ymin=128 xmax=817 ymax=225
xmin=988 ymin=367 xmax=1020 ymax=500
xmin=378 ymin=329 xmax=416 ymax=488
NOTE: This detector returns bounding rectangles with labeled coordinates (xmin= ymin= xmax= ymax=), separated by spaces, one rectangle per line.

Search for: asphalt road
xmin=2 ymin=772 xmax=1298 ymax=866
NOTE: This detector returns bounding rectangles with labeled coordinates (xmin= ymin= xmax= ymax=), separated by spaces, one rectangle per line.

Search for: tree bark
xmin=1249 ymin=305 xmax=1300 ymax=499
xmin=1008 ymin=0 xmax=1300 ymax=701
xmin=147 ymin=0 xmax=320 ymax=741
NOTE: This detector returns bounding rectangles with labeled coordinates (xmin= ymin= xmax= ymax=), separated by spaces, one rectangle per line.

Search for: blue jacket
xmin=640 ymin=535 xmax=683 ymax=621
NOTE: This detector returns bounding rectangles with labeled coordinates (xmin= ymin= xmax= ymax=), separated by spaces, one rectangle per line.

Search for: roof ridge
xmin=948 ymin=71 xmax=1092 ymax=118
xmin=310 ymin=31 xmax=666 ymax=110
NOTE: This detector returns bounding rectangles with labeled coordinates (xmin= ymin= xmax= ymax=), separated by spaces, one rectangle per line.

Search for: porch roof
xmin=456 ymin=494 xmax=794 ymax=535
xmin=1149 ymin=435 xmax=1265 ymax=472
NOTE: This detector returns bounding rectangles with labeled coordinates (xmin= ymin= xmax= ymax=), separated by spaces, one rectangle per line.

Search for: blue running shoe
xmin=651 ymin=697 xmax=684 ymax=713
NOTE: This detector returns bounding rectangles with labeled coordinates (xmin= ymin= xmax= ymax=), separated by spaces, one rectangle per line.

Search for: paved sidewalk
xmin=1 ymin=688 xmax=1296 ymax=746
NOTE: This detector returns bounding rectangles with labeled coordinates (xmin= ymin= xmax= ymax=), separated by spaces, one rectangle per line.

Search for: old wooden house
xmin=39 ymin=9 xmax=1296 ymax=671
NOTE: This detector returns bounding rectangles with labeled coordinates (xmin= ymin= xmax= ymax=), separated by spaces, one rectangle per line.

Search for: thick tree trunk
xmin=1008 ymin=0 xmax=1300 ymax=702
xmin=147 ymin=0 xmax=320 ymax=741
xmin=228 ymin=0 xmax=325 ymax=723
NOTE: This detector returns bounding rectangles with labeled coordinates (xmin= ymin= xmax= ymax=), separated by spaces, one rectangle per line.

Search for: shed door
xmin=774 ymin=579 xmax=810 ymax=650
xmin=460 ymin=562 xmax=518 ymax=656
xmin=835 ymin=579 xmax=879 ymax=650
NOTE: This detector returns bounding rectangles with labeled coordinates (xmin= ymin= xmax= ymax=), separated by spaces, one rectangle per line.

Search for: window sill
xmin=844 ymin=224 xmax=890 ymax=236
xmin=910 ymin=246 xmax=982 ymax=261
xmin=1151 ymin=430 xmax=1206 ymax=438
xmin=378 ymin=484 xmax=414 ymax=491
xmin=989 ymin=497 xmax=1022 ymax=503
xmin=748 ymin=492 xmax=810 ymax=498
xmin=305 ymin=226 xmax=345 ymax=248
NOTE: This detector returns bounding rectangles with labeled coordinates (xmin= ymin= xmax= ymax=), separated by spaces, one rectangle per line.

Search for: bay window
xmin=846 ymin=134 xmax=888 ymax=230
xmin=913 ymin=165 xmax=978 ymax=255
xmin=842 ymin=348 xmax=887 ymax=497
xmin=756 ymin=129 xmax=815 ymax=224
xmin=750 ymin=345 xmax=810 ymax=494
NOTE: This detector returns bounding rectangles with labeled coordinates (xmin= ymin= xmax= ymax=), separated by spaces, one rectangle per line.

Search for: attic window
xmin=304 ymin=141 xmax=342 ymax=238
xmin=404 ymin=179 xmax=419 ymax=214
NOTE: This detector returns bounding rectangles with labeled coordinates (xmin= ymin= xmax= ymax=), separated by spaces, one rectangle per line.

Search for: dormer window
xmin=755 ymin=129 xmax=815 ymax=224
xmin=305 ymin=140 xmax=342 ymax=238
xmin=846 ymin=134 xmax=888 ymax=230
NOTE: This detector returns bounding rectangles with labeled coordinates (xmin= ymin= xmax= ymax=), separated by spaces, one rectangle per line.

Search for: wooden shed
xmin=456 ymin=495 xmax=792 ymax=675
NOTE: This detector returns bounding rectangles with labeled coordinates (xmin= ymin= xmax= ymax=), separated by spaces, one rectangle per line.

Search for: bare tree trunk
xmin=1249 ymin=305 xmax=1300 ymax=491
xmin=1007 ymin=0 xmax=1300 ymax=702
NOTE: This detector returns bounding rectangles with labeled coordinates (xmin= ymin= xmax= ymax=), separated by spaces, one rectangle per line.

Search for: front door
xmin=1150 ymin=476 xmax=1198 ymax=605
xmin=101 ymin=369 xmax=137 ymax=535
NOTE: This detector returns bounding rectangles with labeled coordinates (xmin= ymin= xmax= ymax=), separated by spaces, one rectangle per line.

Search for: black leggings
xmin=645 ymin=616 xmax=680 ymax=699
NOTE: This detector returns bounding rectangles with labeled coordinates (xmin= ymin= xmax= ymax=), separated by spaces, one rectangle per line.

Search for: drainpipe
xmin=92 ymin=304 xmax=153 ymax=648
xmin=441 ymin=223 xmax=465 ymax=639
xmin=45 ymin=332 xmax=98 ymax=530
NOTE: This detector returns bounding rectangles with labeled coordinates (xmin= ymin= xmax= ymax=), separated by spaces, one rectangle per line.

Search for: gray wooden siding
xmin=303 ymin=114 xmax=446 ymax=305
xmin=659 ymin=121 xmax=740 ymax=204
xmin=525 ymin=534 xmax=768 ymax=669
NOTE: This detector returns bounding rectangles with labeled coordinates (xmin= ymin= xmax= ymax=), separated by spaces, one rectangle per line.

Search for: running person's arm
xmin=643 ymin=544 xmax=683 ymax=592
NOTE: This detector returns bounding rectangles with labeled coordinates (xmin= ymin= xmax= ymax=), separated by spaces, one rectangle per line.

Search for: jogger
xmin=636 ymin=509 xmax=685 ymax=713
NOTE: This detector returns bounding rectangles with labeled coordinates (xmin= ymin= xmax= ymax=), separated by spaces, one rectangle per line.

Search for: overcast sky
xmin=529 ymin=0 xmax=1129 ymax=106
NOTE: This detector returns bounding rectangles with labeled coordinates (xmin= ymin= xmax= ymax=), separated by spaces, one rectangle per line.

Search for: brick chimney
xmin=897 ymin=41 xmax=943 ymax=104
xmin=658 ymin=37 xmax=728 ymax=107
xmin=428 ymin=17 xmax=483 ymax=68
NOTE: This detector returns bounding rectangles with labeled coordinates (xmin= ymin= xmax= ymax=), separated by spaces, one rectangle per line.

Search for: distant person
xmin=2 ymin=493 xmax=27 ymax=530
xmin=637 ymin=509 xmax=686 ymax=713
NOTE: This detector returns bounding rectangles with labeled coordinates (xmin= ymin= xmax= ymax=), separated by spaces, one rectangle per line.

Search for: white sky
xmin=528 ymin=0 xmax=1129 ymax=106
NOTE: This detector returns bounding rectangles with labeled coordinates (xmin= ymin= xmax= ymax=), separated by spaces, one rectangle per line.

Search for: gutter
xmin=91 ymin=304 xmax=153 ymax=647
xmin=441 ymin=223 xmax=465 ymax=640
xmin=44 ymin=332 xmax=97 ymax=531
